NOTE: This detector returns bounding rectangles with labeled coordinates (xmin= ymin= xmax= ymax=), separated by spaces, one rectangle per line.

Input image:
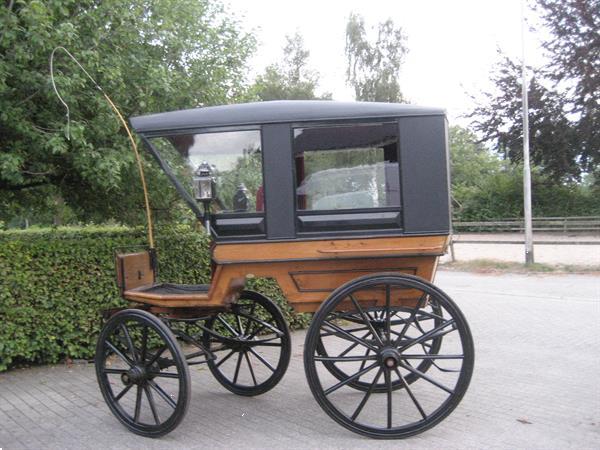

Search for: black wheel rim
xmin=304 ymin=274 xmax=474 ymax=439
xmin=203 ymin=291 xmax=291 ymax=396
xmin=96 ymin=309 xmax=190 ymax=437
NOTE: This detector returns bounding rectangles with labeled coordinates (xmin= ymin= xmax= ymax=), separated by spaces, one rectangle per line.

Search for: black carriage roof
xmin=130 ymin=100 xmax=445 ymax=133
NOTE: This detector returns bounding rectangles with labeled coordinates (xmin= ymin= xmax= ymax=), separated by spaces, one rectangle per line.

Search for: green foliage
xmin=251 ymin=32 xmax=331 ymax=101
xmin=0 ymin=225 xmax=306 ymax=372
xmin=449 ymin=125 xmax=600 ymax=220
xmin=345 ymin=13 xmax=407 ymax=102
xmin=0 ymin=0 xmax=256 ymax=225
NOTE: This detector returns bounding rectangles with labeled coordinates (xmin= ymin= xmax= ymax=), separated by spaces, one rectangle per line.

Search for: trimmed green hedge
xmin=0 ymin=225 xmax=308 ymax=372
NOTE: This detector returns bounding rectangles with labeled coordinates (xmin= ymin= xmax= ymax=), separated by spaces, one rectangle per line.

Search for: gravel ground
xmin=441 ymin=233 xmax=600 ymax=266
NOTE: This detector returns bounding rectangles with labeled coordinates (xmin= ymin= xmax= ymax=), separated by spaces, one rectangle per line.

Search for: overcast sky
xmin=225 ymin=0 xmax=547 ymax=125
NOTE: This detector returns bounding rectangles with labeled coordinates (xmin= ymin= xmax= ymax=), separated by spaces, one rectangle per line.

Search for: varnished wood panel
xmin=213 ymin=235 xmax=449 ymax=263
xmin=116 ymin=251 xmax=155 ymax=291
xmin=118 ymin=235 xmax=448 ymax=313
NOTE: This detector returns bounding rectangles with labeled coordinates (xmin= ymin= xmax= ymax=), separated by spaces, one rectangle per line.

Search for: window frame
xmin=141 ymin=126 xmax=267 ymax=240
xmin=291 ymin=119 xmax=404 ymax=236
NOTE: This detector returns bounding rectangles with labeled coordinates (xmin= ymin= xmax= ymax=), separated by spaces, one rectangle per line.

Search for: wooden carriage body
xmin=123 ymin=101 xmax=451 ymax=312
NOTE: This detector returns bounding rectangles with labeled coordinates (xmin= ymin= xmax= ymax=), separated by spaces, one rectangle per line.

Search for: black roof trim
xmin=130 ymin=100 xmax=446 ymax=133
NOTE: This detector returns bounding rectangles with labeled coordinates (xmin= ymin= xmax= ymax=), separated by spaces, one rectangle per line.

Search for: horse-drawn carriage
xmin=96 ymin=100 xmax=474 ymax=439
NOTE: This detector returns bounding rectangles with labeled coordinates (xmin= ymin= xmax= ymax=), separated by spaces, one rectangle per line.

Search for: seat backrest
xmin=115 ymin=250 xmax=155 ymax=292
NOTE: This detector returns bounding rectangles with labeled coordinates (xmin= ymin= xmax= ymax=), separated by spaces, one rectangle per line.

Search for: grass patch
xmin=440 ymin=259 xmax=600 ymax=274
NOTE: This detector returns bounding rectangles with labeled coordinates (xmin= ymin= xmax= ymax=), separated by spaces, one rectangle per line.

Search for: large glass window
xmin=294 ymin=122 xmax=400 ymax=211
xmin=150 ymin=130 xmax=263 ymax=214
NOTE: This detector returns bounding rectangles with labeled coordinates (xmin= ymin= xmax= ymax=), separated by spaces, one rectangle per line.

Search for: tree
xmin=0 ymin=0 xmax=256 ymax=225
xmin=470 ymin=0 xmax=599 ymax=181
xmin=252 ymin=33 xmax=331 ymax=101
xmin=345 ymin=13 xmax=408 ymax=102
xmin=536 ymin=0 xmax=599 ymax=175
xmin=470 ymin=55 xmax=580 ymax=181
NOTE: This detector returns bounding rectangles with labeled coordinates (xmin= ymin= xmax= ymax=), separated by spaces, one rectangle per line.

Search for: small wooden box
xmin=115 ymin=251 xmax=155 ymax=293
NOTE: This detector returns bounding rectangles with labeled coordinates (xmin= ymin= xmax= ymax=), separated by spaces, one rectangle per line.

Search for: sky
xmin=224 ymin=0 xmax=548 ymax=125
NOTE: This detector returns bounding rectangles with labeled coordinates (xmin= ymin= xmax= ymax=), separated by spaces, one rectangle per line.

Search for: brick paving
xmin=0 ymin=271 xmax=598 ymax=449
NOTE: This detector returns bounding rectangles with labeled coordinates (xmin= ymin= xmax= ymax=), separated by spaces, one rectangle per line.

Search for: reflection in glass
xmin=150 ymin=130 xmax=263 ymax=214
xmin=294 ymin=123 xmax=400 ymax=211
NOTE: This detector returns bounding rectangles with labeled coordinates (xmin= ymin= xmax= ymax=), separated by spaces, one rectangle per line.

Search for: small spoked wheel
xmin=95 ymin=309 xmax=190 ymax=437
xmin=304 ymin=273 xmax=474 ymax=439
xmin=203 ymin=291 xmax=291 ymax=396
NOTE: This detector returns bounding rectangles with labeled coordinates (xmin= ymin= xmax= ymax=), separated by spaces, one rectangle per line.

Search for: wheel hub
xmin=379 ymin=348 xmax=401 ymax=370
xmin=122 ymin=365 xmax=148 ymax=385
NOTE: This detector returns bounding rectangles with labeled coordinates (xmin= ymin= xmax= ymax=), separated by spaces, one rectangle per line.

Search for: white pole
xmin=521 ymin=0 xmax=534 ymax=264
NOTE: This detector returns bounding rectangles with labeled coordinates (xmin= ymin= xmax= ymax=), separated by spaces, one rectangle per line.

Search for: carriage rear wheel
xmin=95 ymin=309 xmax=190 ymax=437
xmin=304 ymin=273 xmax=474 ymax=439
xmin=316 ymin=303 xmax=443 ymax=393
xmin=203 ymin=291 xmax=291 ymax=396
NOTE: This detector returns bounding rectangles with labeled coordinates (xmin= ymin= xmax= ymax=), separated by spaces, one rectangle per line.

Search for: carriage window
xmin=294 ymin=123 xmax=400 ymax=211
xmin=150 ymin=130 xmax=264 ymax=214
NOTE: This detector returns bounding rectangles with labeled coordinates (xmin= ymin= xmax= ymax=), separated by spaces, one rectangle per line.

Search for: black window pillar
xmin=262 ymin=124 xmax=296 ymax=239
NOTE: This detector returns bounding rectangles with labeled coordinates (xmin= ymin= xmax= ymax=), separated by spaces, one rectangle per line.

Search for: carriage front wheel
xmin=304 ymin=273 xmax=474 ymax=439
xmin=203 ymin=291 xmax=291 ymax=396
xmin=95 ymin=309 xmax=191 ymax=437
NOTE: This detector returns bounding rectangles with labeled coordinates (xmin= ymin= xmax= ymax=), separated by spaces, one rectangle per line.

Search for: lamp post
xmin=521 ymin=0 xmax=534 ymax=264
xmin=193 ymin=161 xmax=216 ymax=232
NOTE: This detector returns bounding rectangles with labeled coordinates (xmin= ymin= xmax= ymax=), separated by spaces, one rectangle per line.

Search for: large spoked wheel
xmin=304 ymin=273 xmax=474 ymax=439
xmin=95 ymin=309 xmax=190 ymax=437
xmin=203 ymin=291 xmax=291 ymax=396
xmin=316 ymin=303 xmax=443 ymax=393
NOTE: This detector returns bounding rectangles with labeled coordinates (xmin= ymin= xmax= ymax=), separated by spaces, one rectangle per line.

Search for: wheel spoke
xmin=140 ymin=326 xmax=148 ymax=362
xmin=133 ymin=385 xmax=142 ymax=423
xmin=319 ymin=326 xmax=369 ymax=338
xmin=106 ymin=340 xmax=134 ymax=367
xmin=324 ymin=362 xmax=378 ymax=396
xmin=246 ymin=324 xmax=266 ymax=340
xmin=245 ymin=303 xmax=257 ymax=336
xmin=393 ymin=293 xmax=428 ymax=346
xmin=237 ymin=313 xmax=283 ymax=336
xmin=215 ymin=350 xmax=236 ymax=368
xmin=336 ymin=331 xmax=371 ymax=358
xmin=102 ymin=368 xmax=128 ymax=375
xmin=120 ymin=324 xmax=138 ymax=363
xmin=384 ymin=369 xmax=393 ymax=429
xmin=394 ymin=368 xmax=427 ymax=420
xmin=248 ymin=347 xmax=276 ymax=372
xmin=236 ymin=313 xmax=245 ymax=336
xmin=114 ymin=384 xmax=132 ymax=402
xmin=402 ymin=354 xmax=464 ymax=360
xmin=348 ymin=294 xmax=384 ymax=347
xmin=399 ymin=319 xmax=457 ymax=353
xmin=358 ymin=346 xmax=371 ymax=372
xmin=148 ymin=380 xmax=177 ymax=409
xmin=147 ymin=345 xmax=168 ymax=367
xmin=217 ymin=315 xmax=239 ymax=336
xmin=321 ymin=321 xmax=378 ymax=352
xmin=149 ymin=371 xmax=180 ymax=379
xmin=233 ymin=352 xmax=243 ymax=384
xmin=351 ymin=368 xmax=383 ymax=421
xmin=314 ymin=355 xmax=378 ymax=362
xmin=244 ymin=351 xmax=258 ymax=386
xmin=398 ymin=361 xmax=455 ymax=395
xmin=144 ymin=385 xmax=160 ymax=425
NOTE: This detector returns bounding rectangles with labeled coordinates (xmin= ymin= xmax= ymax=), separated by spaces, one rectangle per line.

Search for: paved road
xmin=0 ymin=271 xmax=598 ymax=449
